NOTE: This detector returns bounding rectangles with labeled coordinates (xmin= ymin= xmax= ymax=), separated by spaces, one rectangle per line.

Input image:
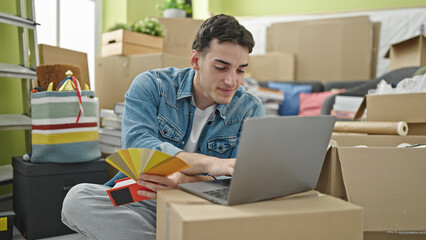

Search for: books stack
xmin=98 ymin=102 xmax=124 ymax=154
xmin=331 ymin=96 xmax=366 ymax=120
xmin=251 ymin=87 xmax=284 ymax=116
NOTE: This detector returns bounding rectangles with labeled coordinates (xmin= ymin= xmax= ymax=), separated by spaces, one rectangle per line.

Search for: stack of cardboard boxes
xmin=96 ymin=18 xmax=203 ymax=110
xmin=247 ymin=16 xmax=380 ymax=84
xmin=317 ymin=90 xmax=426 ymax=239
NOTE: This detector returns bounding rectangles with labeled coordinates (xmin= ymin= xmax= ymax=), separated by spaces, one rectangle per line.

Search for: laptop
xmin=178 ymin=115 xmax=336 ymax=205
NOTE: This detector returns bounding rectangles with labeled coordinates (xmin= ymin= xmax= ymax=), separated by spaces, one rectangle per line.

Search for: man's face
xmin=191 ymin=39 xmax=249 ymax=109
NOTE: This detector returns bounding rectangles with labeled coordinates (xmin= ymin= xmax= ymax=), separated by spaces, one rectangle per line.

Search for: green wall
xmin=103 ymin=0 xmax=163 ymax=32
xmin=209 ymin=0 xmax=426 ymax=16
xmin=0 ymin=1 xmax=27 ymax=195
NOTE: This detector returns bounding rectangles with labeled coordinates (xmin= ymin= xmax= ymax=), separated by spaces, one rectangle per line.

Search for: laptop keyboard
xmin=203 ymin=188 xmax=229 ymax=200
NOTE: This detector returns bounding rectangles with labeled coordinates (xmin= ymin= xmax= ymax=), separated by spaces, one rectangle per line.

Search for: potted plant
xmin=107 ymin=17 xmax=165 ymax=37
xmin=102 ymin=17 xmax=165 ymax=57
xmin=156 ymin=0 xmax=192 ymax=18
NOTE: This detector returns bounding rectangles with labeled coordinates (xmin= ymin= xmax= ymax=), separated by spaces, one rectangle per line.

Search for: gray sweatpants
xmin=61 ymin=183 xmax=157 ymax=240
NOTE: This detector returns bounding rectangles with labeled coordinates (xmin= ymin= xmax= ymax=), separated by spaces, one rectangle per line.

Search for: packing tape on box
xmin=334 ymin=121 xmax=408 ymax=136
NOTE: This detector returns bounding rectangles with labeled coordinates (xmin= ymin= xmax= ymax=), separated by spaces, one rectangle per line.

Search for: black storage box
xmin=12 ymin=157 xmax=108 ymax=240
xmin=0 ymin=211 xmax=15 ymax=240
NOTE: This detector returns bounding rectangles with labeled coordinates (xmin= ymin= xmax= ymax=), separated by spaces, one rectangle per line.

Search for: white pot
xmin=163 ymin=8 xmax=186 ymax=18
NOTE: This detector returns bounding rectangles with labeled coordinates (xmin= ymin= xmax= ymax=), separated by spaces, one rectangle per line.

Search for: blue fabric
xmin=268 ymin=82 xmax=313 ymax=116
xmin=106 ymin=67 xmax=265 ymax=187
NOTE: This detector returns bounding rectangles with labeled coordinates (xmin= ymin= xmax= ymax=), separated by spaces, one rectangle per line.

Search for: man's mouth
xmin=218 ymin=88 xmax=235 ymax=95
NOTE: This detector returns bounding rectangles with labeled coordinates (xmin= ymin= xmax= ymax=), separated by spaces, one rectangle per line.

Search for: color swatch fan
xmin=106 ymin=148 xmax=190 ymax=181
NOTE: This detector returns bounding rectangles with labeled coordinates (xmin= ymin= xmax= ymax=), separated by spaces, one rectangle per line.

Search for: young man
xmin=62 ymin=14 xmax=265 ymax=239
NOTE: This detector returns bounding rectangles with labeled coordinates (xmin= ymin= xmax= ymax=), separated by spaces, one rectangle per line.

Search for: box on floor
xmin=317 ymin=134 xmax=426 ymax=238
xmin=267 ymin=16 xmax=376 ymax=83
xmin=0 ymin=211 xmax=14 ymax=240
xmin=385 ymin=34 xmax=426 ymax=71
xmin=95 ymin=53 xmax=188 ymax=109
xmin=101 ymin=29 xmax=164 ymax=57
xmin=157 ymin=189 xmax=363 ymax=240
xmin=355 ymin=92 xmax=426 ymax=135
xmin=247 ymin=52 xmax=295 ymax=82
xmin=12 ymin=157 xmax=108 ymax=240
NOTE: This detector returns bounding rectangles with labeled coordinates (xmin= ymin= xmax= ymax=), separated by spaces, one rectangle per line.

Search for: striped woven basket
xmin=31 ymin=90 xmax=101 ymax=163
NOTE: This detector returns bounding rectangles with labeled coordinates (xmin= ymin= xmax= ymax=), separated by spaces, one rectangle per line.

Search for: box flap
xmin=332 ymin=134 xmax=426 ymax=147
xmin=353 ymin=96 xmax=367 ymax=120
xmin=366 ymin=93 xmax=426 ymax=123
xmin=384 ymin=34 xmax=426 ymax=58
xmin=338 ymin=147 xmax=426 ymax=231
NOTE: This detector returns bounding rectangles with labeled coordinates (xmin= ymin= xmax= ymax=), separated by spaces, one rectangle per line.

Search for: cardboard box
xmin=159 ymin=18 xmax=203 ymax=57
xmin=267 ymin=16 xmax=372 ymax=83
xmin=385 ymin=34 xmax=426 ymax=71
xmin=317 ymin=134 xmax=426 ymax=199
xmin=247 ymin=52 xmax=295 ymax=81
xmin=95 ymin=53 xmax=189 ymax=109
xmin=0 ymin=211 xmax=14 ymax=240
xmin=39 ymin=44 xmax=90 ymax=88
xmin=354 ymin=93 xmax=426 ymax=135
xmin=101 ymin=29 xmax=164 ymax=57
xmin=321 ymin=134 xmax=426 ymax=233
xmin=12 ymin=157 xmax=107 ymax=240
xmin=157 ymin=189 xmax=363 ymax=240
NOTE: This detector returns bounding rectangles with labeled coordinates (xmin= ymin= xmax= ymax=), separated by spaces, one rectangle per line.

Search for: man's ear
xmin=190 ymin=50 xmax=200 ymax=70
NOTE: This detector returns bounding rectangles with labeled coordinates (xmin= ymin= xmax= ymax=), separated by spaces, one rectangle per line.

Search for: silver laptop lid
xmin=227 ymin=116 xmax=336 ymax=205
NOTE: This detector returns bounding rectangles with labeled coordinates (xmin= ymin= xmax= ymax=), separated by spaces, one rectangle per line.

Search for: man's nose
xmin=224 ymin=71 xmax=237 ymax=86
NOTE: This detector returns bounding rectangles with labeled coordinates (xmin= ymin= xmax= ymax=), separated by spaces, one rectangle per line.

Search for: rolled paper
xmin=334 ymin=121 xmax=408 ymax=136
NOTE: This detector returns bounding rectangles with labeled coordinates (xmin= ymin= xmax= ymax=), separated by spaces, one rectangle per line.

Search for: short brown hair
xmin=192 ymin=14 xmax=255 ymax=55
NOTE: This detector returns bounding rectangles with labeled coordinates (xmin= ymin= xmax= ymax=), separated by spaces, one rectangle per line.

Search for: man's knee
xmin=62 ymin=183 xmax=99 ymax=221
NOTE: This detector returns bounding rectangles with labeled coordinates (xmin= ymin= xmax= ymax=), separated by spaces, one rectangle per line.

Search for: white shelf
xmin=0 ymin=114 xmax=32 ymax=131
xmin=0 ymin=63 xmax=36 ymax=79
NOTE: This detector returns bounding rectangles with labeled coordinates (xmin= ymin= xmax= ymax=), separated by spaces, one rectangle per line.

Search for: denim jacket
xmin=105 ymin=67 xmax=265 ymax=186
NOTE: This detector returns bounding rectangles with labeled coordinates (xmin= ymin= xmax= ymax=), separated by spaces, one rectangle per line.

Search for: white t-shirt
xmin=184 ymin=104 xmax=216 ymax=153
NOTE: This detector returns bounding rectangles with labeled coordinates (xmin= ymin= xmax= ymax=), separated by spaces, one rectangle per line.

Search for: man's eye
xmin=237 ymin=69 xmax=245 ymax=73
xmin=215 ymin=66 xmax=226 ymax=71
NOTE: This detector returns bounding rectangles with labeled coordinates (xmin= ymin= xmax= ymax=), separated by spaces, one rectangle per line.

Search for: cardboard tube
xmin=334 ymin=121 xmax=408 ymax=136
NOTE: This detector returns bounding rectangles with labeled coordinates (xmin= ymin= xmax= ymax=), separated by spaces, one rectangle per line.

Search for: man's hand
xmin=176 ymin=152 xmax=236 ymax=176
xmin=136 ymin=172 xmax=214 ymax=200
xmin=207 ymin=158 xmax=235 ymax=176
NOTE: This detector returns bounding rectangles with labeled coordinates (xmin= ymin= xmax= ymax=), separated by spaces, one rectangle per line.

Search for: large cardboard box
xmin=157 ymin=189 xmax=363 ymax=240
xmin=101 ymin=29 xmax=164 ymax=57
xmin=385 ymin=34 xmax=426 ymax=71
xmin=95 ymin=53 xmax=188 ymax=109
xmin=267 ymin=16 xmax=372 ymax=83
xmin=158 ymin=18 xmax=203 ymax=57
xmin=247 ymin=52 xmax=295 ymax=81
xmin=319 ymin=134 xmax=426 ymax=238
xmin=355 ymin=93 xmax=426 ymax=135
